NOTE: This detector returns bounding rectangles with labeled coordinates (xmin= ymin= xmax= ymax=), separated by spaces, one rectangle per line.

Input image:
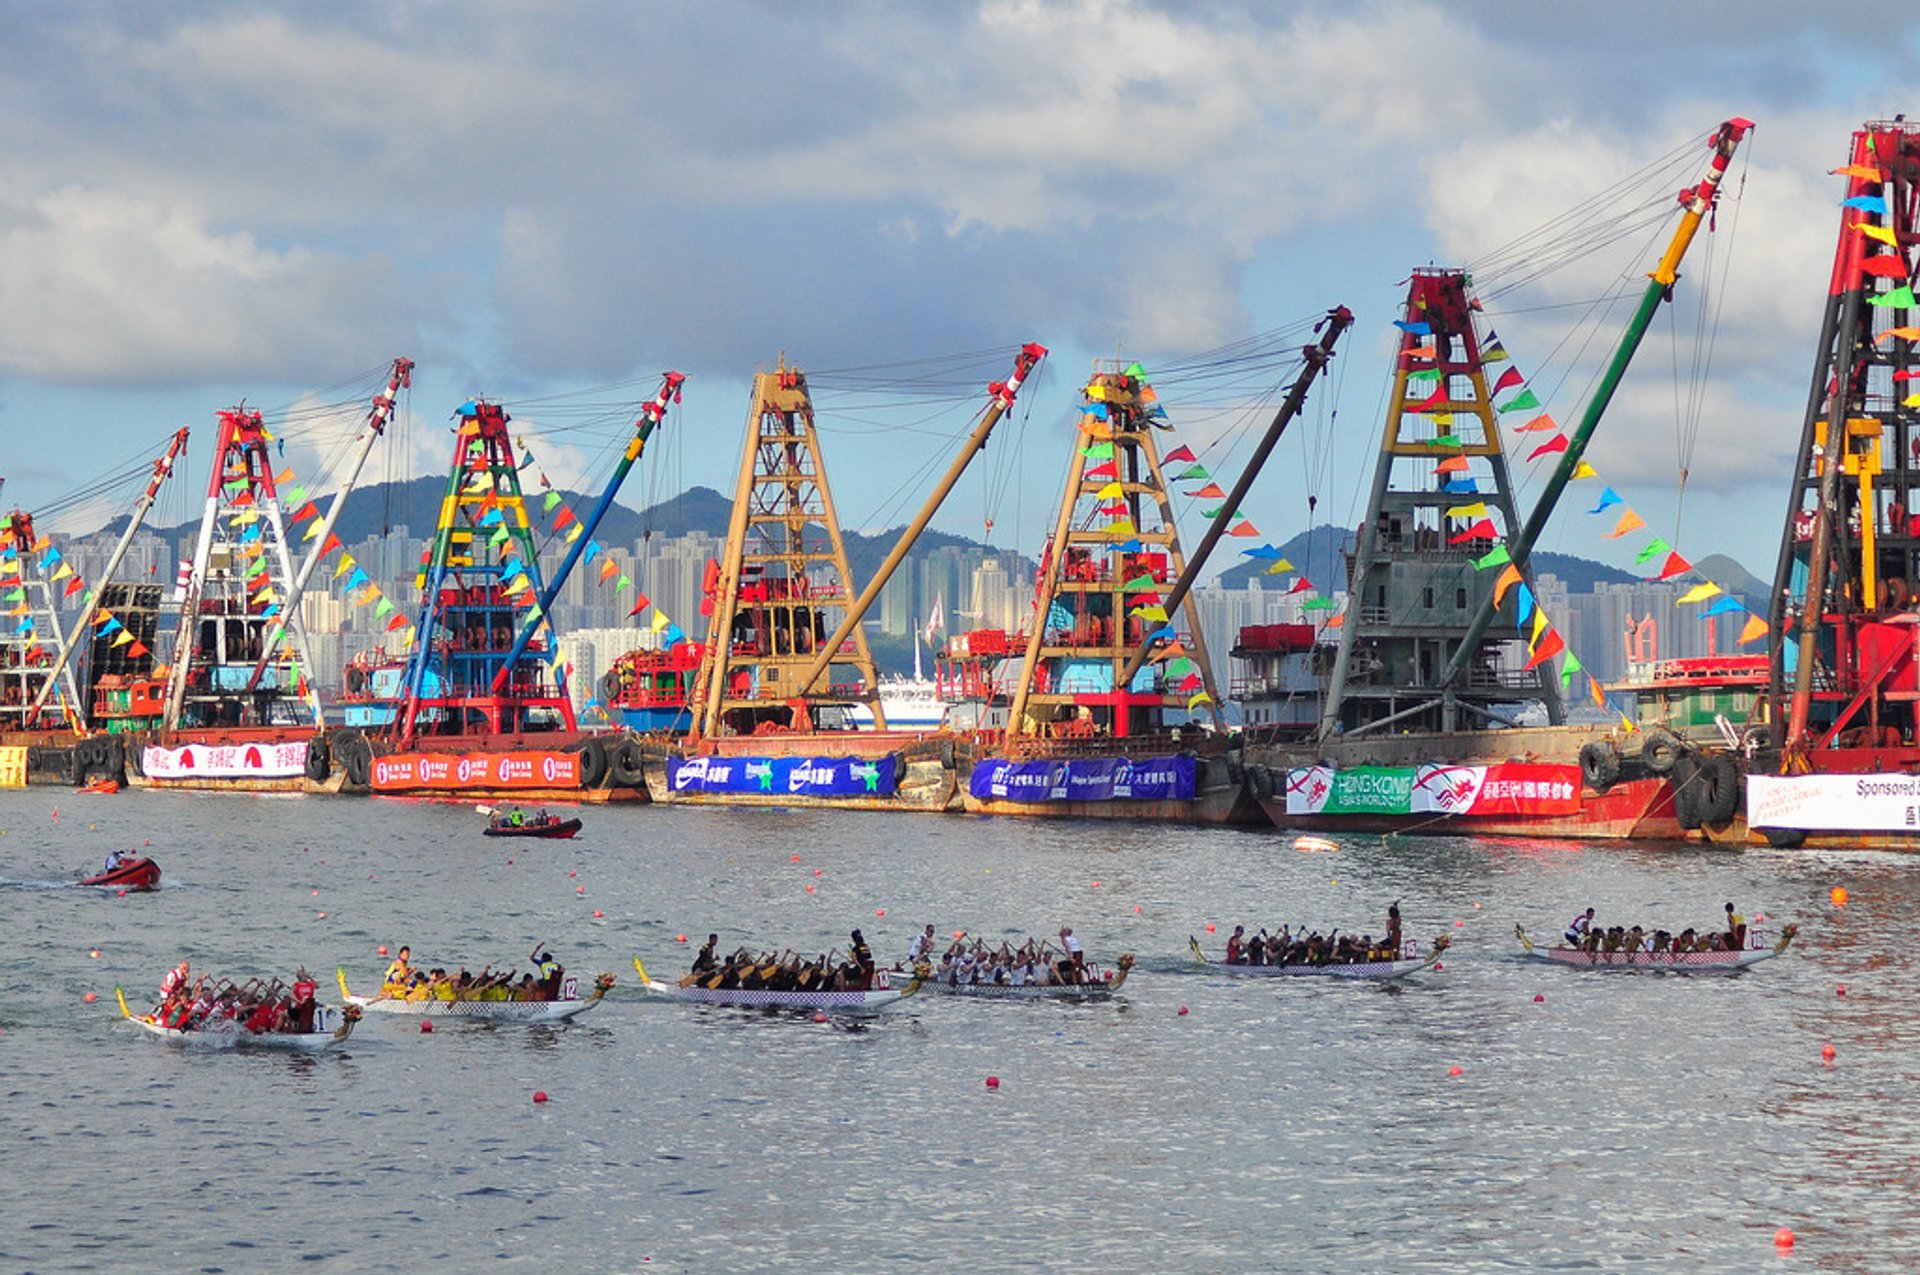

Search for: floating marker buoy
xmin=805 ymin=884 xmax=815 ymax=894
xmin=317 ymin=911 xmax=327 ymax=918
xmin=1091 ymin=881 xmax=1101 ymax=889
xmin=1774 ymin=1228 xmax=1794 ymax=1249
xmin=813 ymin=1012 xmax=828 ymax=1023
xmin=378 ymin=946 xmax=389 ymax=957
xmin=1293 ymin=836 xmax=1338 ymax=854
xmin=1832 ymin=887 xmax=1849 ymax=906
xmin=311 ymin=889 xmax=320 ymax=896
xmin=83 ymin=992 xmax=97 ymax=1003
xmin=1455 ymin=919 xmax=1464 ymax=927
xmin=1205 ymin=923 xmax=1216 ymax=933
xmin=89 ymin=950 xmax=100 ymax=959
xmin=1448 ymin=1065 xmax=1463 ymax=1076
xmin=1177 ymin=1006 xmax=1189 ymax=1016
xmin=1837 ymin=984 xmax=1847 ymax=998
xmin=577 ymin=886 xmax=586 ymax=894
xmin=569 ymin=871 xmax=577 ymax=878
xmin=985 ymin=1076 xmax=999 ymax=1089
xmin=1473 ymin=902 xmax=1482 ymax=909
xmin=676 ymin=934 xmax=688 ymax=944
xmin=143 ymin=839 xmax=150 ymax=846
xmin=1533 ymin=994 xmax=1544 ymax=1003
xmin=1822 ymin=1043 xmax=1836 ymax=1061
xmin=813 ymin=869 xmax=822 ymax=877
xmin=792 ymin=854 xmax=801 ymax=862
xmin=953 ymin=930 xmax=964 ymax=940
xmin=1133 ymin=905 xmax=1143 ymax=913
xmin=117 ymin=890 xmax=127 ymax=897
xmin=1433 ymin=962 xmax=1444 ymax=971
xmin=533 ymin=1091 xmax=548 ymax=1104
xmin=875 ymin=908 xmax=886 ymax=917
xmin=421 ymin=1021 xmax=433 ymax=1033
xmin=593 ymin=910 xmax=603 ymax=919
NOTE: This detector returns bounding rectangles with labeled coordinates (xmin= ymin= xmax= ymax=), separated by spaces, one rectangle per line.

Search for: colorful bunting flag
xmin=1527 ymin=435 xmax=1569 ymax=462
xmin=1604 ymin=510 xmax=1646 ymax=539
xmin=1493 ymin=563 xmax=1523 ymax=607
xmin=1738 ymin=615 xmax=1769 ymax=644
xmin=1492 ymin=366 xmax=1524 ymax=393
xmin=1635 ymin=538 xmax=1671 ymax=565
xmin=1481 ymin=333 xmax=1508 ymax=362
xmin=1676 ymin=582 xmax=1723 ymax=604
xmin=1498 ymin=389 xmax=1542 ymax=414
xmin=1184 ymin=483 xmax=1226 ymax=500
xmin=1474 ymin=545 xmax=1512 ymax=570
xmin=1523 ymin=629 xmax=1564 ymax=670
xmin=1655 ymin=552 xmax=1692 ymax=581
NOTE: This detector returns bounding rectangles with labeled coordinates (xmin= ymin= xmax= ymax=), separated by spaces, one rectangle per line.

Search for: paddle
xmin=475 ymin=804 xmax=496 ymax=816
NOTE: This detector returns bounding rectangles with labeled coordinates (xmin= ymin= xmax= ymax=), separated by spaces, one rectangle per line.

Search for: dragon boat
xmin=115 ymin=987 xmax=359 ymax=1051
xmin=1188 ymin=936 xmax=1448 ymax=980
xmin=909 ymin=953 xmax=1135 ymax=999
xmin=632 ymin=955 xmax=924 ymax=1012
xmin=79 ymin=857 xmax=161 ymax=890
xmin=1515 ymin=924 xmax=1797 ymax=970
xmin=337 ymin=969 xmax=614 ymax=1022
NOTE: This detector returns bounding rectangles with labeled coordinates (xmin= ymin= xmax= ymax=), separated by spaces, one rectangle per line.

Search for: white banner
xmin=143 ymin=741 xmax=309 ymax=780
xmin=1748 ymin=772 xmax=1920 ymax=832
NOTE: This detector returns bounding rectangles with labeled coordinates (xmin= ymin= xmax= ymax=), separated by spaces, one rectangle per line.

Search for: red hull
xmin=481 ymin=819 xmax=582 ymax=840
xmin=1257 ymin=776 xmax=1686 ymax=841
xmin=78 ymin=857 xmax=161 ymax=890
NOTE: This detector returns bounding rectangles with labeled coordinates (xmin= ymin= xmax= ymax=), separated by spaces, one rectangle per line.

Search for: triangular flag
xmin=1863 ymin=254 xmax=1911 ymax=279
xmin=334 ymin=554 xmax=356 ymax=579
xmin=1474 ymin=545 xmax=1512 ymax=570
xmin=1570 ymin=461 xmax=1598 ymax=479
xmin=1227 ymin=520 xmax=1260 ymax=538
xmin=1447 ymin=518 xmax=1497 ymax=544
xmin=1481 ymin=333 xmax=1508 ymax=362
xmin=1523 ymin=629 xmax=1564 ymax=670
xmin=1492 ymin=366 xmax=1524 ymax=393
xmin=1436 ymin=456 xmax=1470 ymax=475
xmin=1514 ymin=585 xmax=1535 ymax=629
xmin=1184 ymin=483 xmax=1226 ymax=499
xmin=1527 ymin=435 xmax=1569 ymax=462
xmin=1635 ymin=538 xmax=1670 ymax=565
xmin=386 ymin=613 xmax=410 ymax=632
xmin=616 ymin=573 xmax=633 ymax=592
xmin=1676 ymin=582 xmax=1723 ymax=604
xmin=1739 ymin=615 xmax=1769 ymax=644
xmin=1498 ymin=389 xmax=1543 ymax=413
xmin=1084 ymin=461 xmax=1119 ymax=480
xmin=1174 ymin=464 xmax=1210 ymax=481
xmin=1858 ymin=223 xmax=1900 ymax=247
xmin=1870 ymin=284 xmax=1918 ymax=308
xmin=628 ymin=593 xmax=652 ymax=617
xmin=553 ymin=506 xmax=576 ymax=531
xmin=1514 ymin=414 xmax=1559 ymax=434
xmin=1879 ymin=327 xmax=1920 ymax=343
xmin=1107 ymin=518 xmax=1137 ymax=537
xmin=651 ymin=610 xmax=671 ymax=632
xmin=1493 ymin=563 xmax=1523 ymax=607
xmin=1604 ymin=510 xmax=1646 ymax=540
xmin=1445 ymin=502 xmax=1489 ymax=520
xmin=1528 ymin=608 xmax=1548 ymax=645
xmin=599 ymin=559 xmax=620 ymax=582
xmin=564 ymin=524 xmax=584 ymax=544
xmin=1701 ymin=597 xmax=1744 ymax=617
xmin=543 ymin=490 xmax=563 ymax=512
xmin=112 ymin=629 xmax=135 ymax=648
xmin=1393 ymin=320 xmax=1433 ymax=336
xmin=1589 ymin=488 xmax=1622 ymax=514
xmin=1656 ymin=552 xmax=1693 ymax=581
xmin=1266 ymin=561 xmax=1292 ymax=575
xmin=373 ymin=597 xmax=396 ymax=619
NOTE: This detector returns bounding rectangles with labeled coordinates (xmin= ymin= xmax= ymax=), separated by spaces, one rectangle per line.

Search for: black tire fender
xmin=1670 ymin=751 xmax=1706 ymax=830
xmin=1579 ymin=741 xmax=1621 ymax=794
xmin=938 ymin=735 xmax=957 ymax=770
xmin=304 ymin=734 xmax=332 ymax=782
xmin=574 ymin=737 xmax=609 ymax=788
xmin=1639 ymin=729 xmax=1683 ymax=775
xmin=1696 ymin=753 xmax=1740 ymax=825
xmin=334 ymin=731 xmax=372 ymax=788
xmin=609 ymin=736 xmax=646 ymax=787
xmin=1763 ymin=826 xmax=1807 ymax=849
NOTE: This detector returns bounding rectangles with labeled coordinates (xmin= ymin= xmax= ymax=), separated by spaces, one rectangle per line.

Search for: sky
xmin=2 ymin=1 xmax=1916 ymax=584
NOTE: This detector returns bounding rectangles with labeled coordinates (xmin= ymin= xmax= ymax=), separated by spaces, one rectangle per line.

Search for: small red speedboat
xmin=79 ymin=778 xmax=120 ymax=795
xmin=79 ymin=857 xmax=161 ymax=890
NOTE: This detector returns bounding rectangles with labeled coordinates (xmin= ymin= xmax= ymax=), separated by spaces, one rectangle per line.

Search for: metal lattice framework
xmin=0 ymin=511 xmax=80 ymax=728
xmin=691 ymin=360 xmax=881 ymax=737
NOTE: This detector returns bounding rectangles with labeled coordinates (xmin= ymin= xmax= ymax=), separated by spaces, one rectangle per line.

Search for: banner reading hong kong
xmin=968 ymin=755 xmax=1197 ymax=803
xmin=1286 ymin=762 xmax=1581 ymax=817
xmin=667 ymin=755 xmax=898 ymax=798
xmin=1748 ymin=772 xmax=1920 ymax=832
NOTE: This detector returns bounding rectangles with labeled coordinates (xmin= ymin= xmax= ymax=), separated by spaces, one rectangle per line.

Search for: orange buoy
xmin=813 ymin=1011 xmax=828 ymax=1023
xmin=805 ymin=884 xmax=815 ymax=894
xmin=1822 ymin=1043 xmax=1837 ymax=1061
xmin=1831 ymin=887 xmax=1849 ymax=906
xmin=875 ymin=908 xmax=886 ymax=917
xmin=317 ymin=911 xmax=327 ymax=918
xmin=1205 ymin=923 xmax=1216 ymax=933
xmin=89 ymin=950 xmax=100 ymax=959
xmin=83 ymin=992 xmax=97 ymax=1003
xmin=577 ymin=885 xmax=586 ymax=894
xmin=1091 ymin=880 xmax=1101 ymax=889
xmin=1774 ymin=1227 xmax=1795 ymax=1249
xmin=378 ymin=945 xmax=389 ymax=957
xmin=676 ymin=934 xmax=688 ymax=943
xmin=533 ymin=1091 xmax=548 ymax=1104
xmin=1448 ymin=1065 xmax=1463 ymax=1076
xmin=1133 ymin=904 xmax=1143 ymax=913
xmin=791 ymin=854 xmax=801 ymax=862
xmin=593 ymin=910 xmax=604 ymax=919
xmin=1455 ymin=919 xmax=1464 ymax=927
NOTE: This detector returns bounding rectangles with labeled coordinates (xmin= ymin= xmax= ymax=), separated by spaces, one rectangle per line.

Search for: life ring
xmin=1670 ymin=752 xmax=1705 ymax=829
xmin=1695 ymin=753 xmax=1740 ymax=825
xmin=1638 ymin=728 xmax=1683 ymax=775
xmin=1579 ymin=741 xmax=1621 ymax=794
xmin=304 ymin=734 xmax=332 ymax=782
xmin=574 ymin=737 xmax=609 ymax=788
xmin=609 ymin=736 xmax=646 ymax=787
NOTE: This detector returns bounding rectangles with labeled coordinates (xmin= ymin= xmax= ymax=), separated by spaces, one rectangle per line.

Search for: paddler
xmin=692 ymin=934 xmax=720 ymax=976
xmin=848 ymin=929 xmax=874 ymax=990
xmin=1724 ymin=903 xmax=1746 ymax=950
xmin=1386 ymin=903 xmax=1403 ymax=955
xmin=384 ymin=945 xmax=413 ymax=990
xmin=103 ymin=848 xmax=129 ymax=874
xmin=1564 ymin=907 xmax=1596 ymax=947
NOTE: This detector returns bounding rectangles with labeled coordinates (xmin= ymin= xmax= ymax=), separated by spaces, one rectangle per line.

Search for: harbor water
xmin=3 ymin=788 xmax=1915 ymax=1271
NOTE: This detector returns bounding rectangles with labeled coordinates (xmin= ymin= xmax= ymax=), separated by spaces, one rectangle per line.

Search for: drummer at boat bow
xmin=384 ymin=946 xmax=412 ymax=986
xmin=1564 ymin=908 xmax=1596 ymax=946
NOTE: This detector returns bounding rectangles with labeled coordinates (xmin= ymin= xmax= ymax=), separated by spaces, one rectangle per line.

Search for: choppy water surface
xmin=3 ymin=789 xmax=1916 ymax=1271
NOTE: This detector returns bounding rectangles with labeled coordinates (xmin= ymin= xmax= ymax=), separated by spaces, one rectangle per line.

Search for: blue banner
xmin=666 ymin=754 xmax=898 ymax=798
xmin=968 ymin=754 xmax=1197 ymax=803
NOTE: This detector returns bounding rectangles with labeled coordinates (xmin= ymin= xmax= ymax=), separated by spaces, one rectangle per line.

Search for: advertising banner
xmin=143 ymin=741 xmax=309 ymax=780
xmin=1748 ymin=772 xmax=1920 ymax=832
xmin=667 ymin=755 xmax=898 ymax=798
xmin=1286 ymin=762 xmax=1582 ymax=817
xmin=967 ymin=754 xmax=1197 ymax=803
xmin=370 ymin=750 xmax=582 ymax=791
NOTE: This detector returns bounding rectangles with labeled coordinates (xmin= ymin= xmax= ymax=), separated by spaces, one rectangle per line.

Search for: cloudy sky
xmin=1 ymin=1 xmax=1913 ymax=582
